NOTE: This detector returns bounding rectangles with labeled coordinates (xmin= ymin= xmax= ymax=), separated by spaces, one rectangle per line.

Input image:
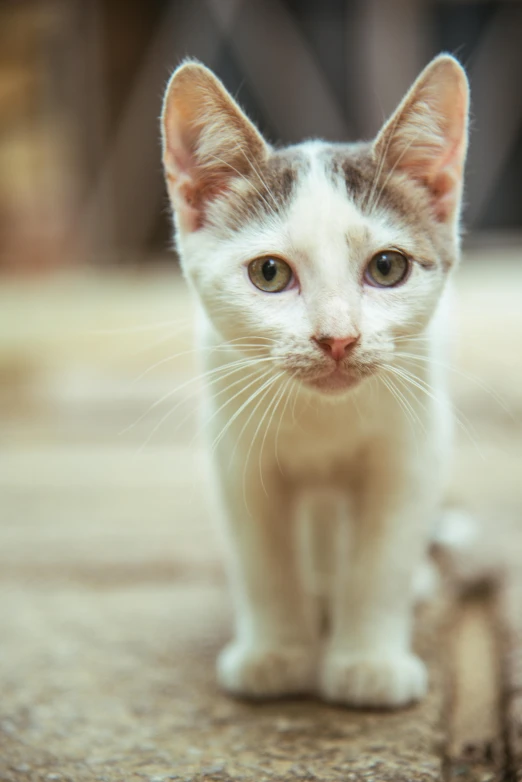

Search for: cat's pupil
xmin=262 ymin=259 xmax=277 ymax=281
xmin=376 ymin=255 xmax=392 ymax=276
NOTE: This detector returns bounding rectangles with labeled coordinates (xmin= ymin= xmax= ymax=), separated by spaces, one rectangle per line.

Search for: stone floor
xmin=1 ymin=252 xmax=521 ymax=781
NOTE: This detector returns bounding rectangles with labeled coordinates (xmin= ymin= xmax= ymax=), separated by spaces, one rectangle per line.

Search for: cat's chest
xmin=273 ymin=397 xmax=371 ymax=482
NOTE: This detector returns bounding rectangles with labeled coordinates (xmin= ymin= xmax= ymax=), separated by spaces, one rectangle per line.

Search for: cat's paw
xmin=217 ymin=642 xmax=316 ymax=699
xmin=319 ymin=651 xmax=427 ymax=708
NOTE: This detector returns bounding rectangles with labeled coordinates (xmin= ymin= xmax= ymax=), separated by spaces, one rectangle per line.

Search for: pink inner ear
xmin=426 ymin=122 xmax=466 ymax=221
xmin=430 ymin=169 xmax=459 ymax=222
xmin=164 ymin=105 xmax=242 ymax=232
xmin=166 ymin=161 xmax=233 ymax=233
xmin=168 ymin=172 xmax=202 ymax=232
xmin=162 ymin=63 xmax=270 ymax=233
xmin=164 ymin=108 xmax=197 ymax=182
xmin=164 ymin=115 xmax=212 ymax=232
xmin=376 ymin=58 xmax=469 ymax=225
xmin=392 ymin=125 xmax=466 ymax=223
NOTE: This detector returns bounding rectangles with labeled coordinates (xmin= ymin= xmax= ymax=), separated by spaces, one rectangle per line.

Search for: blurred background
xmin=1 ymin=0 xmax=522 ymax=273
xmin=1 ymin=3 xmax=522 ymax=777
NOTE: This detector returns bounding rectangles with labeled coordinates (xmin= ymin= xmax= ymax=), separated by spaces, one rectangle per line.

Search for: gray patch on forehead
xmin=206 ymin=147 xmax=309 ymax=237
xmin=265 ymin=147 xmax=309 ymax=205
xmin=324 ymin=143 xmax=433 ymax=224
xmin=323 ymin=143 xmax=457 ymax=269
xmin=324 ymin=142 xmax=395 ymax=212
xmin=326 ymin=143 xmax=373 ymax=203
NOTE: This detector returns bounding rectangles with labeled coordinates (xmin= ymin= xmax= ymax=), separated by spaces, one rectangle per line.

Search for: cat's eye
xmin=248 ymin=256 xmax=293 ymax=293
xmin=365 ymin=250 xmax=410 ymax=288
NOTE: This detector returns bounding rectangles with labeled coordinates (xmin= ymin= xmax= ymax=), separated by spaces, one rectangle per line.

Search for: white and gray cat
xmin=161 ymin=55 xmax=469 ymax=708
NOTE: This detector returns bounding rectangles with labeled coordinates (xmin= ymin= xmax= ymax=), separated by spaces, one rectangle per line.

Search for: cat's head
xmin=161 ymin=56 xmax=469 ymax=396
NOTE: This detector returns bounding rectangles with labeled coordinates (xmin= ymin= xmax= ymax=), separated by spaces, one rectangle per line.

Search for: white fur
xmin=175 ymin=147 xmax=454 ymax=708
xmin=163 ymin=56 xmax=468 ymax=708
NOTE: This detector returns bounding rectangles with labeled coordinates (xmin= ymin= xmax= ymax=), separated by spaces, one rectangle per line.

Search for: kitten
xmin=161 ymin=55 xmax=469 ymax=708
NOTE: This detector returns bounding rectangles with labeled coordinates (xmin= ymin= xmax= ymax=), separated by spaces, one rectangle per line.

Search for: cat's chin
xmin=301 ymin=368 xmax=364 ymax=396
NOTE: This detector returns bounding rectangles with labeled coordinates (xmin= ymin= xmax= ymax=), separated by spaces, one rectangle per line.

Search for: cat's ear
xmin=373 ymin=55 xmax=469 ymax=223
xmin=161 ymin=60 xmax=269 ymax=232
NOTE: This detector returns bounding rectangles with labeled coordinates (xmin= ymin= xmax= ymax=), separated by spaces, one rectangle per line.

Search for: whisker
xmin=86 ymin=318 xmax=189 ymax=336
xmin=125 ymin=356 xmax=276 ymax=436
xmin=211 ymin=370 xmax=283 ymax=456
xmin=227 ymin=373 xmax=281 ymax=469
xmin=384 ymin=363 xmax=484 ymax=457
xmin=186 ymin=365 xmax=277 ymax=449
xmin=394 ymin=351 xmax=514 ymax=419
xmin=139 ymin=364 xmax=276 ymax=454
xmin=240 ymin=373 xmax=286 ymax=506
xmin=256 ymin=376 xmax=289 ymax=496
xmin=130 ymin=348 xmax=206 ymax=384
xmin=224 ymin=336 xmax=279 ymax=345
xmin=383 ymin=369 xmax=427 ymax=436
xmin=291 ymin=381 xmax=301 ymax=425
xmin=130 ymin=341 xmax=273 ymax=385
xmin=351 ymin=388 xmax=364 ymax=426
xmin=274 ymin=376 xmax=295 ymax=474
xmin=199 ymin=364 xmax=276 ymax=437
xmin=379 ymin=373 xmax=422 ymax=449
xmin=394 ymin=334 xmax=432 ymax=344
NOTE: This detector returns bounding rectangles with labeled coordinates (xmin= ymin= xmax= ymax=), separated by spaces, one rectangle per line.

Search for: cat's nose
xmin=313 ymin=334 xmax=359 ymax=361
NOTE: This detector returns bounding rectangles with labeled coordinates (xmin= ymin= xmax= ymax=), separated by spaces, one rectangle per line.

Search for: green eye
xmin=365 ymin=250 xmax=410 ymax=288
xmin=248 ymin=256 xmax=293 ymax=293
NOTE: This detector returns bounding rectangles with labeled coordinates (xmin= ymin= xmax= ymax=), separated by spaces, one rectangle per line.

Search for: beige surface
xmin=1 ymin=254 xmax=521 ymax=781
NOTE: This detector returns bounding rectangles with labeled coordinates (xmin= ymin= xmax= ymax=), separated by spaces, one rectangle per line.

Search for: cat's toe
xmin=320 ymin=652 xmax=427 ymax=708
xmin=217 ymin=642 xmax=316 ymax=699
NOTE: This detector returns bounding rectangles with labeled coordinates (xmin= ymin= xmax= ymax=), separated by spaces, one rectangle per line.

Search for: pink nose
xmin=313 ymin=334 xmax=359 ymax=361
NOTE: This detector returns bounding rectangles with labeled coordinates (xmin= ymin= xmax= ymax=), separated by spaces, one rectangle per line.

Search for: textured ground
xmin=1 ymin=251 xmax=521 ymax=781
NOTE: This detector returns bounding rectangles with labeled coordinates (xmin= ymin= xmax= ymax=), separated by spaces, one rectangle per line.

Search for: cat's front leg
xmin=214 ymin=461 xmax=317 ymax=699
xmin=320 ymin=452 xmax=437 ymax=709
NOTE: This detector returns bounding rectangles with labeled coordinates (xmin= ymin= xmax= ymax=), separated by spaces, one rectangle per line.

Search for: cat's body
xmin=162 ymin=56 xmax=469 ymax=707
